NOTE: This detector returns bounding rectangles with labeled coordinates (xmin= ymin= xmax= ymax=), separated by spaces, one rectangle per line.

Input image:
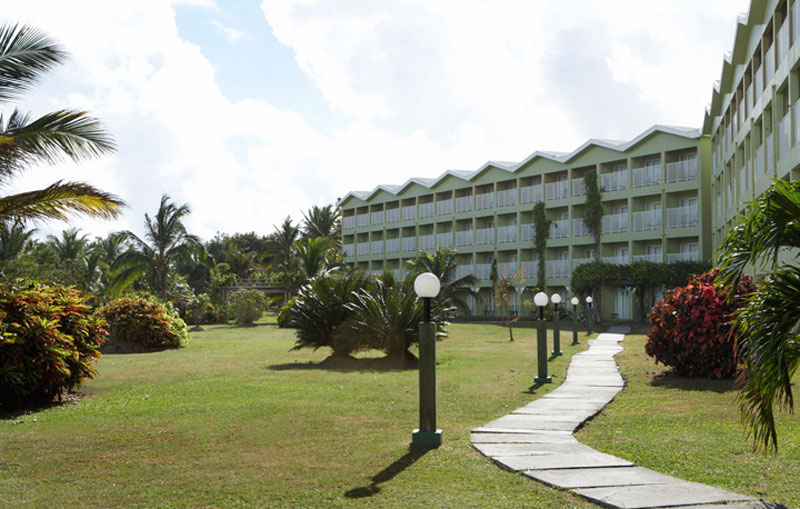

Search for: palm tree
xmin=113 ymin=194 xmax=199 ymax=300
xmin=406 ymin=248 xmax=477 ymax=313
xmin=47 ymin=227 xmax=88 ymax=263
xmin=0 ymin=220 xmax=35 ymax=262
xmin=717 ymin=179 xmax=800 ymax=451
xmin=269 ymin=217 xmax=299 ymax=272
xmin=302 ymin=204 xmax=341 ymax=244
xmin=295 ymin=236 xmax=336 ymax=280
xmin=0 ymin=24 xmax=123 ymax=224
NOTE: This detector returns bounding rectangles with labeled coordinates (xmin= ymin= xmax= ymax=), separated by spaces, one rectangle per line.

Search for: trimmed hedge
xmin=96 ymin=296 xmax=188 ymax=350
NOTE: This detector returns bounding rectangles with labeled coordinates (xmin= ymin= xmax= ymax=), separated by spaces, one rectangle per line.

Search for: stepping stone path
xmin=471 ymin=327 xmax=778 ymax=509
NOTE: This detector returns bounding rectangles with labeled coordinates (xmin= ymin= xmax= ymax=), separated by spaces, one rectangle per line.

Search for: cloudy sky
xmin=5 ymin=0 xmax=750 ymax=240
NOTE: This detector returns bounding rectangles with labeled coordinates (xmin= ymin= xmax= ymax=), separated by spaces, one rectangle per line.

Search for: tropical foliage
xmin=406 ymin=248 xmax=476 ymax=313
xmin=583 ymin=171 xmax=602 ymax=259
xmin=96 ymin=296 xmax=188 ymax=350
xmin=230 ymin=289 xmax=266 ymax=326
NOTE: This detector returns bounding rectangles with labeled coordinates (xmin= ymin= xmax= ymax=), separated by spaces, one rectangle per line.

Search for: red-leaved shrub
xmin=96 ymin=296 xmax=188 ymax=350
xmin=645 ymin=270 xmax=755 ymax=379
xmin=0 ymin=281 xmax=108 ymax=410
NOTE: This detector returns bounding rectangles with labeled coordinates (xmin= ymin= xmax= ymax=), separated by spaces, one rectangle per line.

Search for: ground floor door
xmin=615 ymin=288 xmax=631 ymax=320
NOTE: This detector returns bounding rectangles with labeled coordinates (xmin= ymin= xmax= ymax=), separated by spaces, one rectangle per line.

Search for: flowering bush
xmin=96 ymin=296 xmax=188 ymax=350
xmin=645 ymin=270 xmax=755 ymax=379
xmin=0 ymin=281 xmax=107 ymax=410
xmin=230 ymin=289 xmax=266 ymax=326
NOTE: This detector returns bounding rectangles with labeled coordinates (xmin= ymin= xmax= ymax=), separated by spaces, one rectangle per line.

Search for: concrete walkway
xmin=470 ymin=327 xmax=773 ymax=509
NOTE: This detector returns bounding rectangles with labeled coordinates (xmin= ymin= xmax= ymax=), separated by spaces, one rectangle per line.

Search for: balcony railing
xmin=455 ymin=195 xmax=473 ymax=213
xmin=633 ymin=165 xmax=661 ymax=188
xmin=475 ymin=263 xmax=492 ymax=280
xmin=476 ymin=227 xmax=494 ymax=245
xmin=549 ymin=219 xmax=569 ymax=239
xmin=573 ymin=257 xmax=594 ymax=269
xmin=475 ymin=193 xmax=494 ymax=210
xmin=357 ymin=214 xmax=369 ymax=227
xmin=371 ymin=211 xmax=384 ymax=225
xmin=385 ymin=208 xmax=401 ymax=223
xmin=497 ymin=262 xmax=517 ymax=276
xmin=386 ymin=238 xmax=401 ymax=253
xmin=371 ymin=241 xmax=383 ymax=255
xmin=520 ymin=224 xmax=534 ymax=241
xmin=357 ymin=242 xmax=369 ymax=256
xmin=343 ymin=244 xmax=355 ymax=257
xmin=497 ymin=188 xmax=518 ymax=207
xmin=766 ymin=132 xmax=774 ymax=173
xmin=765 ymin=45 xmax=775 ymax=85
xmin=666 ymin=158 xmax=698 ymax=183
xmin=633 ymin=210 xmax=662 ymax=232
xmin=572 ymin=178 xmax=585 ymax=197
xmin=402 ymin=205 xmax=416 ymax=221
xmin=456 ymin=230 xmax=473 ymax=247
xmin=755 ymin=65 xmax=764 ymax=96
xmin=634 ymin=253 xmax=662 ymax=263
xmin=746 ymin=84 xmax=753 ymax=115
xmin=498 ymin=225 xmax=518 ymax=243
xmin=402 ymin=237 xmax=416 ymax=252
xmin=779 ymin=112 xmax=791 ymax=159
xmin=343 ymin=216 xmax=355 ymax=229
xmin=601 ymin=171 xmax=627 ymax=192
xmin=667 ymin=252 xmax=700 ymax=263
xmin=436 ymin=232 xmax=453 ymax=248
xmin=739 ymin=164 xmax=747 ymax=195
xmin=778 ymin=23 xmax=789 ymax=67
xmin=521 ymin=261 xmax=537 ymax=278
xmin=546 ymin=260 xmax=569 ymax=278
xmin=666 ymin=206 xmax=699 ymax=228
xmin=436 ymin=200 xmax=453 ymax=216
xmin=603 ymin=256 xmax=629 ymax=265
xmin=456 ymin=265 xmax=473 ymax=280
xmin=418 ymin=234 xmax=434 ymax=250
xmin=546 ymin=180 xmax=569 ymax=200
xmin=602 ymin=213 xmax=628 ymax=234
xmin=572 ymin=219 xmax=590 ymax=237
xmin=755 ymin=144 xmax=765 ymax=181
xmin=520 ymin=185 xmax=543 ymax=204
xmin=419 ymin=202 xmax=435 ymax=218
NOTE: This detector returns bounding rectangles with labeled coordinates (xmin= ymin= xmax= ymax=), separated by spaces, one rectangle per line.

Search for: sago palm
xmin=406 ymin=248 xmax=477 ymax=313
xmin=0 ymin=24 xmax=123 ymax=223
xmin=717 ymin=179 xmax=800 ymax=451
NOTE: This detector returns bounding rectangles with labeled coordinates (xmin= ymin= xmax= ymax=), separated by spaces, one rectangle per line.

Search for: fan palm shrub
xmin=406 ymin=248 xmax=476 ymax=313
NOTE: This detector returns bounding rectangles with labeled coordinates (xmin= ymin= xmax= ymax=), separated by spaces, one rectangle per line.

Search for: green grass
xmin=0 ymin=322 xmax=595 ymax=508
xmin=578 ymin=333 xmax=800 ymax=507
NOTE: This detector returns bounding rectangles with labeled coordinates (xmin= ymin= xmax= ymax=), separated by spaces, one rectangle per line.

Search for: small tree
xmin=583 ymin=171 xmax=602 ymax=260
xmin=532 ymin=202 xmax=549 ymax=289
xmin=494 ymin=268 xmax=526 ymax=341
xmin=187 ymin=293 xmax=211 ymax=331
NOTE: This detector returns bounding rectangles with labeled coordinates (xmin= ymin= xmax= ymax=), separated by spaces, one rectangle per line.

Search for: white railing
xmin=633 ymin=210 xmax=662 ymax=232
xmin=520 ymin=224 xmax=534 ymax=241
xmin=572 ymin=178 xmax=585 ymax=197
xmin=766 ymin=132 xmax=774 ymax=173
xmin=602 ymin=213 xmax=628 ymax=234
xmin=747 ymin=84 xmax=753 ymax=115
xmin=546 ymin=260 xmax=569 ymax=278
xmin=371 ymin=211 xmax=384 ymax=225
xmin=476 ymin=192 xmax=494 ymax=210
xmin=402 ymin=205 xmax=416 ymax=221
xmin=498 ymin=225 xmax=518 ymax=243
xmin=778 ymin=22 xmax=789 ymax=67
xmin=498 ymin=262 xmax=518 ymax=276
xmin=546 ymin=180 xmax=569 ymax=200
xmin=666 ymin=206 xmax=699 ymax=228
xmin=455 ymin=195 xmax=473 ymax=213
xmin=739 ymin=164 xmax=747 ymax=195
xmin=385 ymin=208 xmax=401 ymax=223
xmin=497 ymin=188 xmax=518 ymax=207
xmin=779 ymin=112 xmax=791 ymax=159
xmin=357 ymin=214 xmax=369 ymax=227
xmin=436 ymin=200 xmax=453 ymax=216
xmin=343 ymin=244 xmax=355 ymax=257
xmin=521 ymin=261 xmax=538 ymax=278
xmin=633 ymin=253 xmax=662 ymax=263
xmin=418 ymin=234 xmax=434 ymax=250
xmin=419 ymin=202 xmax=435 ymax=218
xmin=436 ymin=232 xmax=452 ymax=248
xmin=602 ymin=170 xmax=627 ymax=191
xmin=755 ymin=144 xmax=765 ymax=181
xmin=476 ymin=227 xmax=494 ymax=245
xmin=357 ymin=242 xmax=369 ymax=256
xmin=371 ymin=241 xmax=383 ymax=255
xmin=549 ymin=219 xmax=568 ymax=239
xmin=633 ymin=165 xmax=661 ymax=188
xmin=755 ymin=64 xmax=764 ymax=95
xmin=386 ymin=238 xmax=401 ymax=253
xmin=765 ymin=45 xmax=775 ymax=85
xmin=603 ymin=256 xmax=629 ymax=265
xmin=520 ymin=185 xmax=543 ymax=203
xmin=392 ymin=269 xmax=408 ymax=281
xmin=343 ymin=216 xmax=355 ymax=229
xmin=666 ymin=158 xmax=698 ymax=183
xmin=573 ymin=257 xmax=594 ymax=268
xmin=572 ymin=219 xmax=590 ymax=237
xmin=475 ymin=263 xmax=492 ymax=280
xmin=456 ymin=230 xmax=473 ymax=247
xmin=402 ymin=237 xmax=416 ymax=252
xmin=456 ymin=265 xmax=473 ymax=280
xmin=667 ymin=252 xmax=700 ymax=263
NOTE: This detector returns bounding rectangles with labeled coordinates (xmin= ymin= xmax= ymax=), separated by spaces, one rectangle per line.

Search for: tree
xmin=716 ymin=179 xmax=800 ymax=451
xmin=494 ymin=268 xmax=525 ymax=341
xmin=47 ymin=227 xmax=88 ymax=284
xmin=302 ymin=204 xmax=341 ymax=244
xmin=406 ymin=248 xmax=477 ymax=313
xmin=532 ymin=202 xmax=549 ymax=288
xmin=113 ymin=194 xmax=199 ymax=300
xmin=294 ymin=236 xmax=336 ymax=280
xmin=0 ymin=220 xmax=34 ymax=262
xmin=269 ymin=216 xmax=299 ymax=272
xmin=583 ymin=171 xmax=602 ymax=260
xmin=0 ymin=24 xmax=123 ymax=224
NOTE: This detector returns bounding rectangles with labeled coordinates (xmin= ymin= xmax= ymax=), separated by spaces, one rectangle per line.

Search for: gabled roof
xmin=339 ymin=124 xmax=700 ymax=204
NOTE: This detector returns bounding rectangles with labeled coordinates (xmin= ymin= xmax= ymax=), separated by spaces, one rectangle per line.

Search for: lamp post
xmin=586 ymin=295 xmax=593 ymax=336
xmin=412 ymin=272 xmax=442 ymax=448
xmin=571 ymin=297 xmax=580 ymax=345
xmin=551 ymin=293 xmax=562 ymax=357
xmin=533 ymin=292 xmax=551 ymax=383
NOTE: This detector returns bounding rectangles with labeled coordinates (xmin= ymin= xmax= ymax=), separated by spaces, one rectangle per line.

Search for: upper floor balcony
xmin=666 ymin=158 xmax=698 ymax=183
xmin=343 ymin=244 xmax=355 ymax=257
xmin=572 ymin=178 xmax=585 ymax=197
xmin=357 ymin=242 xmax=369 ymax=256
xmin=633 ymin=165 xmax=661 ymax=188
xmin=633 ymin=210 xmax=662 ymax=232
xmin=602 ymin=213 xmax=628 ymax=234
xmin=573 ymin=257 xmax=594 ymax=268
xmin=402 ymin=237 xmax=416 ymax=252
xmin=603 ymin=255 xmax=629 ymax=265
xmin=549 ymin=219 xmax=569 ymax=239
xmin=385 ymin=208 xmax=401 ymax=223
xmin=572 ymin=219 xmax=590 ymax=237
xmin=418 ymin=234 xmax=434 ymax=250
xmin=455 ymin=195 xmax=473 ymax=213
xmin=602 ymin=171 xmax=627 ymax=192
xmin=456 ymin=230 xmax=473 ymax=247
xmin=371 ymin=240 xmax=383 ymax=255
xmin=546 ymin=259 xmax=569 ymax=278
xmin=520 ymin=185 xmax=543 ymax=204
xmin=419 ymin=202 xmax=435 ymax=219
xmin=520 ymin=223 xmax=534 ymax=242
xmin=476 ymin=192 xmax=494 ymax=210
xmin=498 ymin=225 xmax=518 ymax=243
xmin=371 ymin=211 xmax=384 ymax=225
xmin=497 ymin=188 xmax=518 ymax=207
xmin=475 ymin=263 xmax=492 ymax=280
xmin=456 ymin=264 xmax=473 ymax=280
xmin=386 ymin=238 xmax=401 ymax=253
xmin=437 ymin=232 xmax=453 ymax=248
xmin=436 ymin=200 xmax=453 ymax=216
xmin=499 ymin=262 xmax=518 ymax=276
xmin=476 ymin=227 xmax=494 ymax=245
xmin=357 ymin=214 xmax=369 ymax=227
xmin=666 ymin=206 xmax=699 ymax=229
xmin=402 ymin=205 xmax=416 ymax=221
xmin=546 ymin=180 xmax=569 ymax=200
xmin=343 ymin=216 xmax=356 ymax=230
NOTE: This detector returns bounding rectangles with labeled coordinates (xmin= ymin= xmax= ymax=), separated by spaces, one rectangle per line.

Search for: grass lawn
xmin=1 ymin=321 xmax=596 ymax=508
xmin=578 ymin=333 xmax=800 ymax=508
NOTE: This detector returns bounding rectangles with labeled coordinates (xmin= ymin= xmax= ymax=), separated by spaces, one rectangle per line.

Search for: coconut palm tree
xmin=294 ymin=236 xmax=336 ymax=280
xmin=0 ymin=24 xmax=123 ymax=224
xmin=112 ymin=194 xmax=199 ymax=300
xmin=406 ymin=248 xmax=477 ymax=313
xmin=0 ymin=220 xmax=35 ymax=262
xmin=269 ymin=216 xmax=299 ymax=272
xmin=302 ymin=204 xmax=341 ymax=244
xmin=717 ymin=179 xmax=800 ymax=451
xmin=47 ymin=227 xmax=88 ymax=263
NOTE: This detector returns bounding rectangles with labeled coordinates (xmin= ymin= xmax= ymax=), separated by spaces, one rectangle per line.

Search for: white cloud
xmin=211 ymin=20 xmax=248 ymax=42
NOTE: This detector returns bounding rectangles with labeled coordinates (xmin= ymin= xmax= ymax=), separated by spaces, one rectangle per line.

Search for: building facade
xmin=339 ymin=126 xmax=712 ymax=320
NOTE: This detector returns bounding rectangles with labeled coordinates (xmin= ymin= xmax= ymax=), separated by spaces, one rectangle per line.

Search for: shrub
xmin=645 ymin=270 xmax=755 ymax=379
xmin=0 ymin=281 xmax=107 ymax=410
xmin=187 ymin=293 xmax=212 ymax=328
xmin=230 ymin=289 xmax=266 ymax=326
xmin=96 ymin=296 xmax=188 ymax=350
xmin=277 ymin=296 xmax=296 ymax=328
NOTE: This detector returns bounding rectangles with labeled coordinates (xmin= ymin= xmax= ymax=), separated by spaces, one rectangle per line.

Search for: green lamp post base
xmin=571 ymin=340 xmax=580 ymax=346
xmin=551 ymin=351 xmax=563 ymax=357
xmin=534 ymin=376 xmax=552 ymax=384
xmin=412 ymin=429 xmax=442 ymax=447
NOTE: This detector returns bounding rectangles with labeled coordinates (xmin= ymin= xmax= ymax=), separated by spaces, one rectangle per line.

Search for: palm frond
xmin=0 ymin=24 xmax=66 ymax=102
xmin=0 ymin=180 xmax=124 ymax=223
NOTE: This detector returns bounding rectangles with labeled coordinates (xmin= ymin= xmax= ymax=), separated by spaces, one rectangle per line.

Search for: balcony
xmin=497 ymin=188 xmax=518 ymax=207
xmin=755 ymin=67 xmax=763 ymax=97
xmin=456 ymin=265 xmax=473 ymax=280
xmin=456 ymin=230 xmax=473 ymax=247
xmin=498 ymin=225 xmax=518 ymax=243
xmin=778 ymin=23 xmax=789 ymax=67
xmin=402 ymin=206 xmax=416 ymax=221
xmin=386 ymin=238 xmax=401 ymax=253
xmin=633 ymin=165 xmax=661 ymax=188
xmin=371 ymin=240 xmax=383 ymax=255
xmin=520 ymin=185 xmax=543 ymax=204
xmin=385 ymin=208 xmax=401 ymax=223
xmin=357 ymin=214 xmax=369 ymax=227
xmin=418 ymin=234 xmax=434 ymax=250
xmin=343 ymin=244 xmax=355 ymax=257
xmin=436 ymin=200 xmax=453 ymax=216
xmin=476 ymin=227 xmax=494 ymax=245
xmin=546 ymin=259 xmax=569 ymax=278
xmin=520 ymin=224 xmax=534 ymax=242
xmin=476 ymin=193 xmax=494 ymax=210
xmin=572 ymin=219 xmax=590 ymax=237
xmin=475 ymin=263 xmax=492 ymax=280
xmin=343 ymin=216 xmax=355 ymax=230
xmin=634 ymin=253 xmax=662 ymax=263
xmin=572 ymin=178 xmax=585 ymax=197
xmin=419 ymin=202 xmax=435 ymax=219
xmin=666 ymin=158 xmax=698 ymax=183
xmin=402 ymin=237 xmax=416 ymax=252
xmin=521 ymin=261 xmax=538 ymax=278
xmin=436 ymin=232 xmax=453 ymax=248
xmin=766 ymin=132 xmax=774 ymax=173
xmin=546 ymin=180 xmax=569 ymax=200
xmin=755 ymin=144 xmax=765 ymax=181
xmin=765 ymin=46 xmax=775 ymax=85
xmin=601 ymin=171 xmax=627 ymax=192
xmin=573 ymin=257 xmax=594 ymax=268
xmin=357 ymin=242 xmax=369 ymax=256
xmin=633 ymin=210 xmax=662 ymax=232
xmin=392 ymin=269 xmax=408 ymax=281
xmin=455 ymin=195 xmax=473 ymax=213
xmin=746 ymin=84 xmax=753 ymax=114
xmin=603 ymin=256 xmax=629 ymax=265
xmin=667 ymin=252 xmax=700 ymax=263
xmin=779 ymin=112 xmax=791 ymax=159
xmin=371 ymin=211 xmax=384 ymax=225
xmin=666 ymin=206 xmax=699 ymax=228
xmin=602 ymin=213 xmax=628 ymax=234
xmin=739 ymin=164 xmax=747 ymax=194
xmin=499 ymin=262 xmax=518 ymax=276
xmin=549 ymin=219 xmax=569 ymax=239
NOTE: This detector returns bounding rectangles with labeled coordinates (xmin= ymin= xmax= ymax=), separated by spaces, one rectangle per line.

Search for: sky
xmin=4 ymin=0 xmax=751 ymax=241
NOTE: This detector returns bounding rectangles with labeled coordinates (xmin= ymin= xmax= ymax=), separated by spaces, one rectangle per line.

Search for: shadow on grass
xmin=268 ymin=354 xmax=417 ymax=373
xmin=344 ymin=447 xmax=430 ymax=499
xmin=649 ymin=371 xmax=737 ymax=393
xmin=522 ymin=381 xmax=552 ymax=395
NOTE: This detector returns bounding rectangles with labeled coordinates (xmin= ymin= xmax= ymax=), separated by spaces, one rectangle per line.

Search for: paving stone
xmin=471 ymin=427 xmax=576 ymax=436
xmin=524 ymin=466 xmax=677 ymax=489
xmin=517 ymin=399 xmax=608 ymax=412
xmin=563 ymin=376 xmax=625 ymax=387
xmin=541 ymin=389 xmax=619 ymax=402
xmin=574 ymin=481 xmax=755 ymax=509
xmin=511 ymin=409 xmax=596 ymax=422
xmin=473 ymin=441 xmax=596 ymax=458
xmin=493 ymin=450 xmax=634 ymax=472
xmin=484 ymin=414 xmax=580 ymax=431
xmin=470 ymin=431 xmax=577 ymax=444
